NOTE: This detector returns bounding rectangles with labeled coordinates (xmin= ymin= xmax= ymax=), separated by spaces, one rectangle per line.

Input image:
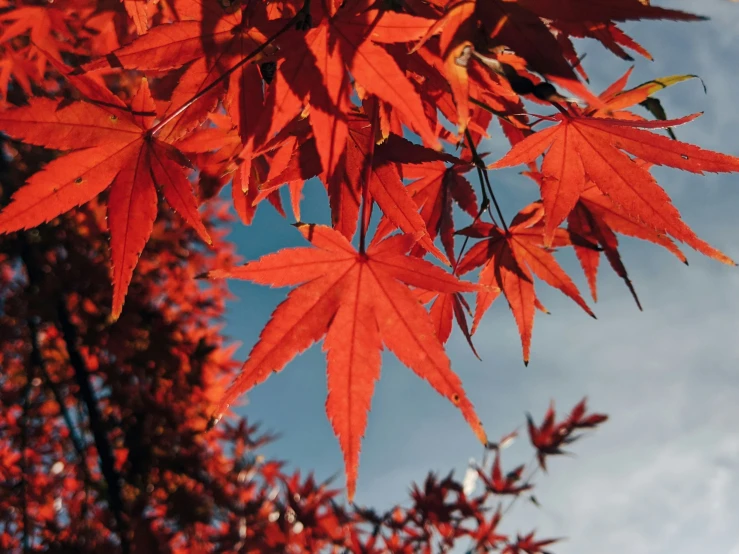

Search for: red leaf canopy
xmin=0 ymin=0 xmax=737 ymax=498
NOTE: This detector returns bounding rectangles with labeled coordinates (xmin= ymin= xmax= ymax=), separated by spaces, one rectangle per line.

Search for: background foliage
xmin=1 ymin=0 xmax=736 ymax=551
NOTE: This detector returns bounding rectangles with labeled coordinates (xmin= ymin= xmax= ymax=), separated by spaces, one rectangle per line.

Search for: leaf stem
xmin=465 ymin=129 xmax=508 ymax=232
xmin=469 ymin=96 xmax=515 ymax=126
xmin=454 ymin=201 xmax=488 ymax=274
xmin=359 ymin=100 xmax=379 ymax=254
xmin=500 ymin=453 xmax=540 ymax=517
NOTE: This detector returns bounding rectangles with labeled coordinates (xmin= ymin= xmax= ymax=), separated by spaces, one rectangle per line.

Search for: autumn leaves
xmin=0 ymin=76 xmax=212 ymax=319
xmin=1 ymin=0 xmax=739 ymax=499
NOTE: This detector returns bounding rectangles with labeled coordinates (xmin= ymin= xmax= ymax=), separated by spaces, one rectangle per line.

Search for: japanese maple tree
xmin=1 ymin=0 xmax=737 ymax=544
xmin=0 ymin=130 xmax=606 ymax=552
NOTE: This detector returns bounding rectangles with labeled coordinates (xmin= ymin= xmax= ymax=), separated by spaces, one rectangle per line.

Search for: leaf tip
xmin=718 ymin=254 xmax=737 ymax=266
xmin=110 ymin=305 xmax=122 ymax=323
xmin=204 ymin=268 xmax=232 ymax=280
xmin=206 ymin=412 xmax=223 ymax=431
xmin=110 ymin=287 xmax=126 ymax=321
xmin=477 ymin=426 xmax=488 ymax=446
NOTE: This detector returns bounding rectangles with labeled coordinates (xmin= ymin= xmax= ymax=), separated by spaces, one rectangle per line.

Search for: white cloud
xmin=355 ymin=4 xmax=739 ymax=550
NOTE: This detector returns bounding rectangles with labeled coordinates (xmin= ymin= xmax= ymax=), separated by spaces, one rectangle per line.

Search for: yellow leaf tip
xmin=476 ymin=426 xmax=488 ymax=446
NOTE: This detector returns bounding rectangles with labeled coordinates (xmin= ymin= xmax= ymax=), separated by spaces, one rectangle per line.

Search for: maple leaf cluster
xmin=0 ymin=0 xmax=736 ymax=501
xmin=0 ymin=133 xmax=608 ymax=551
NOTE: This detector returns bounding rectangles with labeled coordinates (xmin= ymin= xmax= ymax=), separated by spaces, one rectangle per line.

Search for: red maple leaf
xmin=259 ymin=0 xmax=440 ymax=172
xmin=373 ymin=158 xmax=478 ymax=263
xmin=478 ymin=452 xmax=532 ymax=496
xmin=527 ymin=398 xmax=607 ymax=471
xmin=515 ymin=0 xmax=702 ymax=22
xmin=121 ymin=0 xmax=152 ymax=35
xmin=0 ymin=73 xmax=210 ymax=319
xmin=415 ymin=288 xmax=478 ymax=359
xmin=84 ymin=0 xmax=275 ymax=141
xmin=468 ymin=508 xmax=508 ymax=551
xmin=457 ymin=202 xmax=594 ymax=364
xmin=521 ymin=169 xmax=687 ymax=308
xmin=208 ymin=224 xmax=487 ymax=499
xmin=256 ymin=109 xmax=450 ymax=261
xmin=0 ymin=2 xmax=76 ymax=61
xmin=568 ymin=180 xmax=689 ymax=308
xmin=489 ymin=110 xmax=739 ymax=260
xmin=502 ymin=531 xmax=559 ymax=554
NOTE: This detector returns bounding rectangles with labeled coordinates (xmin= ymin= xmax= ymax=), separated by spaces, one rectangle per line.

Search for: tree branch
xmin=20 ymin=363 xmax=32 ymax=554
xmin=56 ymin=298 xmax=130 ymax=553
xmin=18 ymin=236 xmax=118 ymax=547
xmin=28 ymin=317 xmax=89 ymax=461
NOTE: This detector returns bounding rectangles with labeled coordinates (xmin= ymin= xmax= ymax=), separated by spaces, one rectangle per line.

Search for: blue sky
xmin=218 ymin=2 xmax=739 ymax=552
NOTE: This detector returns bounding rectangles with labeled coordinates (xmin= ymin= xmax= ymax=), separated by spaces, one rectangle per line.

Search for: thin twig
xmin=500 ymin=453 xmax=540 ymax=518
xmin=465 ymin=129 xmax=508 ymax=232
xmin=454 ymin=201 xmax=489 ymax=274
xmin=469 ymin=96 xmax=515 ymax=126
xmin=476 ymin=164 xmax=498 ymax=224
